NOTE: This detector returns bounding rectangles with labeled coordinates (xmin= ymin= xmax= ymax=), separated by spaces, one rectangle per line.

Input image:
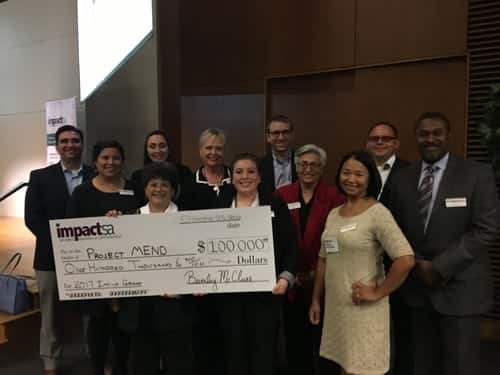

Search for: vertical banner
xmin=45 ymin=97 xmax=77 ymax=165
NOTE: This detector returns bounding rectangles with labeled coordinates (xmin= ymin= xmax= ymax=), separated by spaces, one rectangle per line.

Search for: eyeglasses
xmin=367 ymin=136 xmax=396 ymax=143
xmin=268 ymin=130 xmax=292 ymax=137
xmin=297 ymin=161 xmax=322 ymax=170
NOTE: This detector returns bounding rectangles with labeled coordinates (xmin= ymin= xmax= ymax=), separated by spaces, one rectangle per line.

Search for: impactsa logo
xmin=47 ymin=116 xmax=65 ymax=127
xmin=56 ymin=222 xmax=115 ymax=241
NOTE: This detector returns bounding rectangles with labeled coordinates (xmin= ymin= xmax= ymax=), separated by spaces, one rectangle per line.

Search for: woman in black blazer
xmin=215 ymin=153 xmax=297 ymax=375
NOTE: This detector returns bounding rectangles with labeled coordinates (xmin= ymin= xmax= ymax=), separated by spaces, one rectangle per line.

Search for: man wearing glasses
xmin=366 ymin=121 xmax=409 ymax=204
xmin=259 ymin=115 xmax=298 ymax=191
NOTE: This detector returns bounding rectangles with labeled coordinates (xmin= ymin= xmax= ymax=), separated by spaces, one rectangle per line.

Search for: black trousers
xmin=87 ymin=309 xmax=130 ymax=375
xmin=283 ymin=287 xmax=321 ymax=375
xmin=221 ymin=294 xmax=281 ymax=375
xmin=131 ymin=329 xmax=194 ymax=375
xmin=193 ymin=295 xmax=226 ymax=375
xmin=394 ymin=303 xmax=480 ymax=375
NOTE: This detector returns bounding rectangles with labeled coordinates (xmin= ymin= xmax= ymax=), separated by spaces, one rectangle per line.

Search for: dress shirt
xmin=376 ymin=154 xmax=396 ymax=199
xmin=273 ymin=151 xmax=292 ymax=188
xmin=418 ymin=153 xmax=449 ymax=230
xmin=139 ymin=201 xmax=178 ymax=214
xmin=60 ymin=162 xmax=84 ymax=195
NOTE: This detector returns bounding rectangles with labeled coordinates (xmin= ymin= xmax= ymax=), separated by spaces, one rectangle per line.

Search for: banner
xmin=45 ymin=97 xmax=77 ymax=165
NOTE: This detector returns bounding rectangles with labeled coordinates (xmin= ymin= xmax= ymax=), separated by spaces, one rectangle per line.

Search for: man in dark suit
xmin=387 ymin=112 xmax=500 ymax=375
xmin=366 ymin=121 xmax=410 ymax=375
xmin=366 ymin=121 xmax=409 ymax=205
xmin=25 ymin=125 xmax=93 ymax=375
xmin=259 ymin=115 xmax=298 ymax=191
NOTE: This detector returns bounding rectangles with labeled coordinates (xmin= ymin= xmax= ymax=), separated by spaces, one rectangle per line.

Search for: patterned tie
xmin=417 ymin=165 xmax=438 ymax=228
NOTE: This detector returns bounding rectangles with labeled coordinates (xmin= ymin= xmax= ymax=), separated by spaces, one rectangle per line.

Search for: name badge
xmin=287 ymin=202 xmax=301 ymax=210
xmin=271 ymin=211 xmax=275 ymax=218
xmin=324 ymin=238 xmax=339 ymax=254
xmin=340 ymin=223 xmax=357 ymax=233
xmin=445 ymin=197 xmax=467 ymax=208
xmin=119 ymin=189 xmax=135 ymax=196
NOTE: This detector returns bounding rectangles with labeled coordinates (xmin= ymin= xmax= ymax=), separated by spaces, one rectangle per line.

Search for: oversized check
xmin=49 ymin=207 xmax=276 ymax=300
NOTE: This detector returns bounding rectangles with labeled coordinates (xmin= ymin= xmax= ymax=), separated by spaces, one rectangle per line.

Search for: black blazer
xmin=258 ymin=151 xmax=298 ymax=191
xmin=215 ymin=184 xmax=297 ymax=279
xmin=387 ymin=155 xmax=500 ymax=315
xmin=379 ymin=157 xmax=409 ymax=206
xmin=24 ymin=162 xmax=94 ymax=270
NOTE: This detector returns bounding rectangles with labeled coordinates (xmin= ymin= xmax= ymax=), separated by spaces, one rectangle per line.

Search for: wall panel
xmin=356 ymin=0 xmax=468 ymax=65
xmin=266 ymin=0 xmax=355 ymax=76
xmin=268 ymin=58 xmax=467 ymax=182
xmin=180 ymin=0 xmax=267 ymax=90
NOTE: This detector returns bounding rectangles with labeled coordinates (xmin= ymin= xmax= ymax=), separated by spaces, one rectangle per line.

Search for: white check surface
xmin=49 ymin=207 xmax=276 ymax=300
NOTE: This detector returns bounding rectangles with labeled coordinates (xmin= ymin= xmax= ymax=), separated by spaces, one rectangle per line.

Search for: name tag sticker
xmin=119 ymin=189 xmax=135 ymax=196
xmin=445 ymin=197 xmax=467 ymax=208
xmin=340 ymin=223 xmax=357 ymax=233
xmin=324 ymin=238 xmax=339 ymax=254
xmin=287 ymin=202 xmax=301 ymax=210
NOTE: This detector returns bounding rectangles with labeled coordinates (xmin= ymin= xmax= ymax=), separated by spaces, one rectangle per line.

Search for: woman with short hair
xmin=275 ymin=144 xmax=344 ymax=374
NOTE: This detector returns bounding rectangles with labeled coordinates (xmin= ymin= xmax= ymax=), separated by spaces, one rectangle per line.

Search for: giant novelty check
xmin=49 ymin=207 xmax=276 ymax=300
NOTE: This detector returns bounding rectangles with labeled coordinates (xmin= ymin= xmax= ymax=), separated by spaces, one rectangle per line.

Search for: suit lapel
xmin=52 ymin=163 xmax=70 ymax=198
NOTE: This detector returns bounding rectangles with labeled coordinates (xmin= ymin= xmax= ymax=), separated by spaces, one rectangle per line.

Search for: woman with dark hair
xmin=117 ymin=162 xmax=195 ymax=375
xmin=309 ymin=150 xmax=414 ymax=375
xmin=131 ymin=130 xmax=191 ymax=204
xmin=67 ymin=140 xmax=141 ymax=375
xmin=216 ymin=152 xmax=297 ymax=375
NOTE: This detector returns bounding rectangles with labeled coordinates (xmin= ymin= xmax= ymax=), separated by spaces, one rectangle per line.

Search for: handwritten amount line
xmin=63 ymin=263 xmax=269 ymax=276
xmin=61 ymin=253 xmax=197 ymax=263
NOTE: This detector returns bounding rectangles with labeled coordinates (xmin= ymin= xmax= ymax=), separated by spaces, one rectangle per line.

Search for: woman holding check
xmin=216 ymin=152 xmax=297 ymax=375
xmin=117 ymin=162 xmax=194 ymax=375
xmin=309 ymin=150 xmax=414 ymax=375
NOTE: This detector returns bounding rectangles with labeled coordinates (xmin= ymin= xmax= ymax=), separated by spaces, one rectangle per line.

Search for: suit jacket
xmin=216 ymin=184 xmax=297 ymax=279
xmin=24 ymin=162 xmax=94 ymax=270
xmin=275 ymin=181 xmax=345 ymax=272
xmin=258 ymin=151 xmax=298 ymax=191
xmin=387 ymin=155 xmax=500 ymax=315
xmin=379 ymin=156 xmax=410 ymax=206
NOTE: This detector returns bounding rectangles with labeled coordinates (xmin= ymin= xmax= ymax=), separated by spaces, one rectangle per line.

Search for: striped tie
xmin=417 ymin=165 xmax=438 ymax=228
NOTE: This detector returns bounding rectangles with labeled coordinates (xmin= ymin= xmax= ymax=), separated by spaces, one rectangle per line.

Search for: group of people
xmin=24 ymin=111 xmax=499 ymax=375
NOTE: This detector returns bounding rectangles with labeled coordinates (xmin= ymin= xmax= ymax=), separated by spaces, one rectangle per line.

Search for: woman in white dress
xmin=309 ymin=150 xmax=415 ymax=375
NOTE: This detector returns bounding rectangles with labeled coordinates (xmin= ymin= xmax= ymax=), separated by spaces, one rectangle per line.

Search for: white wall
xmin=0 ymin=0 xmax=159 ymax=217
xmin=0 ymin=0 xmax=81 ymax=217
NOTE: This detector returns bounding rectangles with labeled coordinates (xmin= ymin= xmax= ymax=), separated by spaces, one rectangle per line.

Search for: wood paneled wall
xmin=175 ymin=0 xmax=469 ymax=175
xmin=268 ymin=58 xmax=467 ymax=180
